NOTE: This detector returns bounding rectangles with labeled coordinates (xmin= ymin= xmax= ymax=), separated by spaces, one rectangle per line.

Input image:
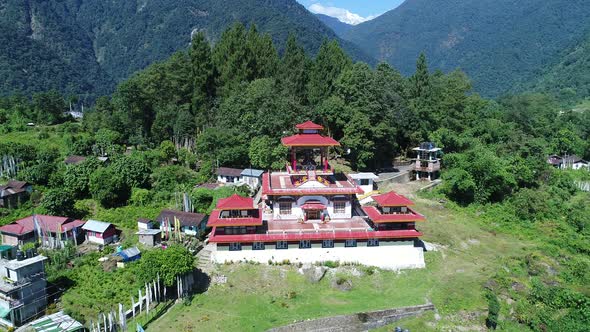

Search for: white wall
xmin=272 ymin=196 xmax=352 ymax=220
xmin=210 ymin=244 xmax=425 ymax=270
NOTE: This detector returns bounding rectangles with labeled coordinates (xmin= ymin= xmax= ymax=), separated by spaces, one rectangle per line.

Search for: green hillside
xmin=344 ymin=0 xmax=590 ymax=97
xmin=0 ymin=0 xmax=372 ymax=99
xmin=525 ymin=33 xmax=590 ymax=104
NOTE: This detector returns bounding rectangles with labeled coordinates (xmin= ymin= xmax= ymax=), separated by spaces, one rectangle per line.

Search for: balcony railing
xmin=414 ymin=162 xmax=440 ymax=172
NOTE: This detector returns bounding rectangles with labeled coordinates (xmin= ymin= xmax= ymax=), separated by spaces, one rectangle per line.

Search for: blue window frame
xmin=367 ymin=239 xmax=379 ymax=247
xmin=322 ymin=239 xmax=334 ymax=248
xmin=253 ymin=242 xmax=265 ymax=250
xmin=276 ymin=241 xmax=289 ymax=250
xmin=344 ymin=239 xmax=357 ymax=248
xmin=299 ymin=240 xmax=311 ymax=249
xmin=229 ymin=243 xmax=242 ymax=251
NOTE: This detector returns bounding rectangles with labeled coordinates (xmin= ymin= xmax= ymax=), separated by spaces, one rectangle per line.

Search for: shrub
xmin=486 ymin=291 xmax=500 ymax=329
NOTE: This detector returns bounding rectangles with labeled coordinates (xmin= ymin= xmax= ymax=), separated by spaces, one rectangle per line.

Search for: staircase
xmin=196 ymin=244 xmax=214 ymax=273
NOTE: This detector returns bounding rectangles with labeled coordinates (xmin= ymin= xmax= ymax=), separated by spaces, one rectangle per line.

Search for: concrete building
xmin=412 ymin=142 xmax=442 ymax=181
xmin=240 ymin=168 xmax=264 ymax=190
xmin=0 ymin=248 xmax=48 ymax=328
xmin=136 ymin=229 xmax=162 ymax=247
xmin=349 ymin=173 xmax=379 ymax=196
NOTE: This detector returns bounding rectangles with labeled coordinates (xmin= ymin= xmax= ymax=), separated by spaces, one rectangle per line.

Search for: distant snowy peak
xmin=309 ymin=3 xmax=378 ymax=25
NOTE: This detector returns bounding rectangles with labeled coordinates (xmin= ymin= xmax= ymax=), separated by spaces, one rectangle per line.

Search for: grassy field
xmin=147 ymin=191 xmax=534 ymax=331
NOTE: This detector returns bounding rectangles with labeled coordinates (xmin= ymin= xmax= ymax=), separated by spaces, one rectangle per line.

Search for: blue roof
xmin=241 ymin=168 xmax=264 ymax=177
xmin=116 ymin=247 xmax=141 ymax=262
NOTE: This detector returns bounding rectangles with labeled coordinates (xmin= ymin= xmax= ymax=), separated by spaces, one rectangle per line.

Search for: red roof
xmin=300 ymin=202 xmax=327 ymax=210
xmin=281 ymin=134 xmax=340 ymax=147
xmin=207 ymin=209 xmax=263 ymax=227
xmin=0 ymin=215 xmax=85 ymax=236
xmin=208 ymin=228 xmax=422 ymax=243
xmin=262 ymin=173 xmax=363 ymax=196
xmin=373 ymin=192 xmax=415 ymax=207
xmin=216 ymin=194 xmax=255 ymax=210
xmin=362 ymin=206 xmax=425 ymax=223
xmin=295 ymin=121 xmax=324 ymax=130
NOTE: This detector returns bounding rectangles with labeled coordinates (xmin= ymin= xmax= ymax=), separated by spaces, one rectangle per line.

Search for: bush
xmin=486 ymin=291 xmax=500 ymax=329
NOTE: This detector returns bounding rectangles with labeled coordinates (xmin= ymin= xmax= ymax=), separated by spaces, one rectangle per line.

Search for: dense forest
xmin=0 ymin=0 xmax=370 ymax=99
xmin=344 ymin=0 xmax=590 ymax=98
xmin=0 ymin=22 xmax=589 ymax=330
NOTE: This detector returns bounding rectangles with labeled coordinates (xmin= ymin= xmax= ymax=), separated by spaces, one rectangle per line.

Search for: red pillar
xmin=291 ymin=148 xmax=297 ymax=171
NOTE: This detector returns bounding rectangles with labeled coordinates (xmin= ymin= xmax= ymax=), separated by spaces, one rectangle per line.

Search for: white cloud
xmin=308 ymin=3 xmax=374 ymax=25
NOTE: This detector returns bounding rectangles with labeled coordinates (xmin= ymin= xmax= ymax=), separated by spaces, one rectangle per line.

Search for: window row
xmin=227 ymin=239 xmax=380 ymax=251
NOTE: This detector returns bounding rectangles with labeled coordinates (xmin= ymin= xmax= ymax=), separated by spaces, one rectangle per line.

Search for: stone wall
xmin=267 ymin=303 xmax=435 ymax=332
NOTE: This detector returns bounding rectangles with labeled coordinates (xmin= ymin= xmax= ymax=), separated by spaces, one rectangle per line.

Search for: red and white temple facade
xmin=206 ymin=121 xmax=426 ymax=270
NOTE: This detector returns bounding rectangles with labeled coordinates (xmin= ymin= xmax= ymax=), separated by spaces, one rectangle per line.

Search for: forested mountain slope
xmin=524 ymin=33 xmax=590 ymax=104
xmin=0 ymin=0 xmax=371 ymax=99
xmin=344 ymin=0 xmax=590 ymax=97
xmin=315 ymin=14 xmax=353 ymax=37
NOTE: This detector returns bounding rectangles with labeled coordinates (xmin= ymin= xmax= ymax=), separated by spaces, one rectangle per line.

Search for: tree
xmin=279 ymin=33 xmax=309 ymax=102
xmin=189 ymin=31 xmax=216 ymax=126
xmin=63 ymin=157 xmax=103 ymax=197
xmin=32 ymin=90 xmax=66 ymax=124
xmin=409 ymin=53 xmax=431 ymax=100
xmin=248 ymin=136 xmax=287 ymax=170
xmin=41 ymin=189 xmax=77 ymax=216
xmin=136 ymin=245 xmax=194 ymax=286
xmin=94 ymin=128 xmax=122 ymax=157
xmin=307 ymin=39 xmax=351 ymax=105
xmin=440 ymin=168 xmax=476 ymax=205
xmin=212 ymin=23 xmax=250 ymax=96
xmin=89 ymin=167 xmax=131 ymax=208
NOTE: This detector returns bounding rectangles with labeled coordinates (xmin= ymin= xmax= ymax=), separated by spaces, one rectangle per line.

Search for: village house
xmin=216 ymin=167 xmax=244 ymax=184
xmin=0 ymin=215 xmax=84 ymax=247
xmin=240 ymin=168 xmax=264 ymax=190
xmin=82 ymin=220 xmax=117 ymax=245
xmin=547 ymin=154 xmax=590 ymax=170
xmin=136 ymin=229 xmax=162 ymax=247
xmin=206 ymin=121 xmax=427 ymax=270
xmin=156 ymin=210 xmax=208 ymax=237
xmin=0 ymin=181 xmax=32 ymax=209
xmin=137 ymin=218 xmax=154 ymax=230
xmin=0 ymin=247 xmax=48 ymax=328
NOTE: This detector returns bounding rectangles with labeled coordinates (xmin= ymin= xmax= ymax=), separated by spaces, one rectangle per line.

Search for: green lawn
xmin=147 ymin=197 xmax=532 ymax=331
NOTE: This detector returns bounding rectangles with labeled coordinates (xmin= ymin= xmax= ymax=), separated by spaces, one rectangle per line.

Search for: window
xmin=367 ymin=239 xmax=379 ymax=247
xmin=229 ymin=243 xmax=242 ymax=251
xmin=276 ymin=241 xmax=289 ymax=250
xmin=322 ymin=240 xmax=334 ymax=248
xmin=345 ymin=239 xmax=357 ymax=248
xmin=360 ymin=179 xmax=370 ymax=186
xmin=253 ymin=242 xmax=265 ymax=250
xmin=299 ymin=240 xmax=311 ymax=249
xmin=333 ymin=201 xmax=346 ymax=214
xmin=279 ymin=202 xmax=292 ymax=215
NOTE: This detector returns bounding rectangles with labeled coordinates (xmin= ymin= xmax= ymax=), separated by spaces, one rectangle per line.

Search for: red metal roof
xmin=300 ymin=202 xmax=327 ymax=210
xmin=281 ymin=134 xmax=340 ymax=147
xmin=362 ymin=206 xmax=425 ymax=223
xmin=216 ymin=194 xmax=255 ymax=210
xmin=373 ymin=192 xmax=415 ymax=207
xmin=295 ymin=121 xmax=324 ymax=130
xmin=0 ymin=215 xmax=84 ymax=236
xmin=262 ymin=173 xmax=362 ymax=196
xmin=208 ymin=228 xmax=422 ymax=243
xmin=207 ymin=209 xmax=263 ymax=227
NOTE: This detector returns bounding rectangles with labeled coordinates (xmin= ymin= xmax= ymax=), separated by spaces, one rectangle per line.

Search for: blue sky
xmin=297 ymin=1 xmax=405 ymax=25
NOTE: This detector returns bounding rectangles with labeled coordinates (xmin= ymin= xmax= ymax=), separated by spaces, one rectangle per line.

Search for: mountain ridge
xmin=0 ymin=0 xmax=373 ymax=99
xmin=344 ymin=0 xmax=590 ymax=97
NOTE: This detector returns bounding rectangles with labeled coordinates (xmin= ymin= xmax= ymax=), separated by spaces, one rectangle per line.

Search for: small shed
xmin=137 ymin=218 xmax=154 ymax=230
xmin=349 ymin=173 xmax=379 ymax=194
xmin=0 ymin=180 xmax=32 ymax=209
xmin=82 ymin=220 xmax=117 ymax=245
xmin=116 ymin=246 xmax=141 ymax=262
xmin=241 ymin=168 xmax=264 ymax=189
xmin=136 ymin=229 xmax=162 ymax=247
xmin=23 ymin=311 xmax=84 ymax=332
